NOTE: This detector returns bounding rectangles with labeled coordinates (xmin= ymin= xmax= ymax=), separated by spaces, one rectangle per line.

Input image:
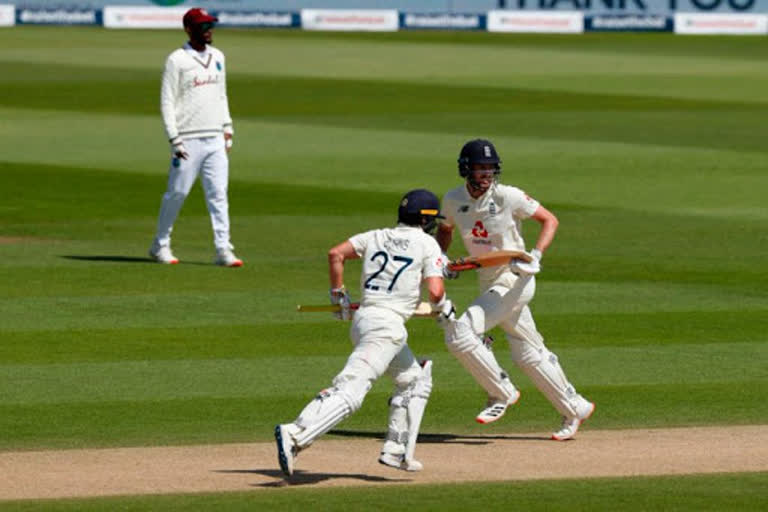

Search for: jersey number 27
xmin=364 ymin=251 xmax=413 ymax=292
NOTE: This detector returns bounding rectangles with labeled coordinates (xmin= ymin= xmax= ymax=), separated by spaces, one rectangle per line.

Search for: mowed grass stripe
xmin=0 ymin=162 xmax=397 ymax=222
xmin=6 ymin=63 xmax=767 ymax=113
xmin=1 ymin=378 xmax=766 ymax=449
xmin=2 ymin=341 xmax=766 ymax=406
xmin=3 ymin=472 xmax=766 ymax=511
xmin=0 ymin=309 xmax=765 ymax=364
xmin=3 ymin=65 xmax=768 ymax=154
xmin=1 ymin=284 xmax=765 ymax=331
xmin=2 ymin=162 xmax=766 ymax=289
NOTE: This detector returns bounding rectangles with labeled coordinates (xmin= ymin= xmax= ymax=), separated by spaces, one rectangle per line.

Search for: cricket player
xmin=148 ymin=7 xmax=242 ymax=267
xmin=436 ymin=139 xmax=594 ymax=441
xmin=275 ymin=189 xmax=456 ymax=476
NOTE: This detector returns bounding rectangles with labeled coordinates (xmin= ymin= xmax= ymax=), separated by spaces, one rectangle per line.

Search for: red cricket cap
xmin=183 ymin=8 xmax=217 ymax=27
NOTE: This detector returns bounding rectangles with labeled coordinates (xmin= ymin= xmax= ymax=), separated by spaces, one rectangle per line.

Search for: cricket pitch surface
xmin=2 ymin=425 xmax=767 ymax=500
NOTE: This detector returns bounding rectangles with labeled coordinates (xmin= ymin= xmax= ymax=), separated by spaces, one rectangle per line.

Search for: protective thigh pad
xmin=294 ymin=376 xmax=370 ymax=449
xmin=444 ymin=317 xmax=516 ymax=402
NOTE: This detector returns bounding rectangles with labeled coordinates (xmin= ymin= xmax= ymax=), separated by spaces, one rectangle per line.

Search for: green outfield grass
xmin=1 ymin=26 xmax=767 ymax=507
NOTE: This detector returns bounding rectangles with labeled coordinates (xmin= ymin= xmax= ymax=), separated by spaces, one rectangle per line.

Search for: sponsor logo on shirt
xmin=458 ymin=205 xmax=469 ymax=213
xmin=471 ymin=220 xmax=488 ymax=238
xmin=193 ymin=74 xmax=220 ymax=87
xmin=489 ymin=201 xmax=496 ymax=216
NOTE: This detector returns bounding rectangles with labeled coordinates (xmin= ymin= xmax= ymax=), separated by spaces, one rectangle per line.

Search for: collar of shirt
xmin=183 ymin=42 xmax=209 ymax=58
xmin=461 ymin=182 xmax=496 ymax=203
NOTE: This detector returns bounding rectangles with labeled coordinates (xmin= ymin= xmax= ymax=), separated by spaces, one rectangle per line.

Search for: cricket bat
xmin=297 ymin=302 xmax=436 ymax=317
xmin=447 ymin=249 xmax=532 ymax=272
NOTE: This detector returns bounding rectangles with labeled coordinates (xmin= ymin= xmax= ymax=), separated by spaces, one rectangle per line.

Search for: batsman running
xmin=436 ymin=139 xmax=594 ymax=441
xmin=275 ymin=189 xmax=455 ymax=476
xmin=148 ymin=7 xmax=242 ymax=267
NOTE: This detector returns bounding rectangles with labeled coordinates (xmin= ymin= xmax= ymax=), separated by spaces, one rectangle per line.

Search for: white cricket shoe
xmin=552 ymin=399 xmax=595 ymax=441
xmin=148 ymin=245 xmax=179 ymax=264
xmin=215 ymin=248 xmax=243 ymax=267
xmin=274 ymin=424 xmax=297 ymax=476
xmin=378 ymin=452 xmax=423 ymax=472
xmin=475 ymin=388 xmax=521 ymax=424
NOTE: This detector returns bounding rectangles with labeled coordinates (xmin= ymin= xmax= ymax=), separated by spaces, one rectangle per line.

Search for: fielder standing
xmin=437 ymin=139 xmax=594 ymax=441
xmin=149 ymin=7 xmax=242 ymax=267
xmin=275 ymin=189 xmax=455 ymax=476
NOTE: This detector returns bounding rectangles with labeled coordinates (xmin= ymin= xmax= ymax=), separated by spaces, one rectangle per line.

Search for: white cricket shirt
xmin=160 ymin=43 xmax=233 ymax=142
xmin=349 ymin=225 xmax=444 ymax=320
xmin=442 ymin=183 xmax=539 ymax=283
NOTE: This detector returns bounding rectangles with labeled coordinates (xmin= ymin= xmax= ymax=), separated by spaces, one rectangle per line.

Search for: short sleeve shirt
xmin=442 ymin=183 xmax=539 ymax=282
xmin=349 ymin=225 xmax=444 ymax=320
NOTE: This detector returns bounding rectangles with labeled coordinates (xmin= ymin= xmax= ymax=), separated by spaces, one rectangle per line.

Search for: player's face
xmin=189 ymin=22 xmax=214 ymax=45
xmin=467 ymin=164 xmax=496 ymax=197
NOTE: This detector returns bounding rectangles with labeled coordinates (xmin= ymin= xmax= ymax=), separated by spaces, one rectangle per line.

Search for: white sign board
xmin=301 ymin=9 xmax=398 ymax=32
xmin=104 ymin=6 xmax=187 ymax=29
xmin=0 ymin=4 xmax=14 ymax=26
xmin=488 ymin=10 xmax=584 ymax=33
xmin=675 ymin=13 xmax=768 ymax=34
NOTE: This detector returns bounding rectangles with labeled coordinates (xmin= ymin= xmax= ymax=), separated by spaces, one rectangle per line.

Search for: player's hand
xmin=224 ymin=133 xmax=233 ymax=153
xmin=171 ymin=139 xmax=189 ymax=160
xmin=329 ymin=286 xmax=351 ymax=321
xmin=511 ymin=248 xmax=542 ymax=276
xmin=441 ymin=253 xmax=459 ymax=280
xmin=433 ymin=297 xmax=456 ymax=329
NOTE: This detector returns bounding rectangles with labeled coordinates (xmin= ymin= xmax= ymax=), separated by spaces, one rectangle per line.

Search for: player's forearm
xmin=328 ymin=252 xmax=345 ymax=289
xmin=425 ymin=277 xmax=445 ymax=304
xmin=533 ymin=215 xmax=558 ymax=253
xmin=328 ymin=241 xmax=357 ymax=289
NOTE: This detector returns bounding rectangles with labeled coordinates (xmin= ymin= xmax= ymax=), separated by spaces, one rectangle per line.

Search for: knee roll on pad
xmin=331 ymin=374 xmax=371 ymax=412
xmin=444 ymin=316 xmax=481 ymax=353
xmin=293 ymin=387 xmax=353 ymax=449
xmin=293 ymin=376 xmax=371 ymax=449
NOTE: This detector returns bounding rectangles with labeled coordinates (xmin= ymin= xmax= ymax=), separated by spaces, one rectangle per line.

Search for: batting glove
xmin=441 ymin=253 xmax=459 ymax=280
xmin=432 ymin=296 xmax=456 ymax=329
xmin=170 ymin=138 xmax=189 ymax=160
xmin=511 ymin=248 xmax=542 ymax=276
xmin=329 ymin=286 xmax=351 ymax=321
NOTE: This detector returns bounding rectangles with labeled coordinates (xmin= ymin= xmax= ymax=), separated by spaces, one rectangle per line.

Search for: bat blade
xmin=296 ymin=303 xmax=360 ymax=313
xmin=448 ymin=249 xmax=532 ymax=272
xmin=296 ymin=302 xmax=435 ymax=317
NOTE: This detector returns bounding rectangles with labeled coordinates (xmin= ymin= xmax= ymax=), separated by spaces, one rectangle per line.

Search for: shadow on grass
xmin=214 ymin=468 xmax=410 ymax=487
xmin=329 ymin=429 xmax=551 ymax=444
xmin=60 ymin=255 xmax=211 ymax=265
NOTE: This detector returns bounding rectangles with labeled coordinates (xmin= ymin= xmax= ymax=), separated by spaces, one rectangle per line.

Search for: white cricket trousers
xmin=346 ymin=306 xmax=422 ymax=389
xmin=153 ymin=135 xmax=231 ymax=251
